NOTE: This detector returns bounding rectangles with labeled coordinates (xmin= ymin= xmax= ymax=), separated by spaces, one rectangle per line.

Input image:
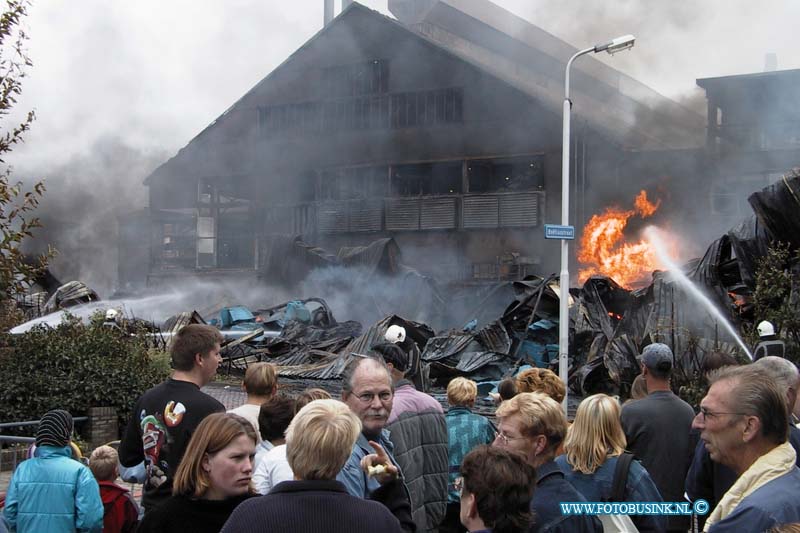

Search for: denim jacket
xmin=336 ymin=430 xmax=399 ymax=498
xmin=531 ymin=460 xmax=602 ymax=533
xmin=555 ymin=454 xmax=666 ymax=532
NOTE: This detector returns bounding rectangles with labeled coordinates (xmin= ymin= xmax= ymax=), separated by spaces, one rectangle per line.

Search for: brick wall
xmin=87 ymin=406 xmax=118 ymax=449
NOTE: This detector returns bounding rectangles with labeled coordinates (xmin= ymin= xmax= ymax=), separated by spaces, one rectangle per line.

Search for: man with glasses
xmin=686 ymin=357 xmax=800 ymax=528
xmin=337 ymin=355 xmax=403 ymax=499
xmin=373 ymin=343 xmax=448 ymax=532
xmin=494 ymin=392 xmax=601 ymax=532
xmin=691 ymin=365 xmax=800 ymax=531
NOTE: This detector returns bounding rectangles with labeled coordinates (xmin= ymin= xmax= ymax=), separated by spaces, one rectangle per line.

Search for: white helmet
xmin=105 ymin=308 xmax=119 ymax=321
xmin=385 ymin=324 xmax=406 ymax=344
xmin=757 ymin=320 xmax=775 ymax=337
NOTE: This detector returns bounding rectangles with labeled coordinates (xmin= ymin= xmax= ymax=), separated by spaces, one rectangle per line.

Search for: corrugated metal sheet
xmin=421 ymin=334 xmax=473 ymax=361
xmin=343 ymin=316 xmax=396 ymax=356
xmin=462 ymin=195 xmax=498 ymax=228
xmin=385 ymin=198 xmax=420 ymax=230
xmin=275 ymin=352 xmax=350 ymax=379
xmin=348 ymin=199 xmax=382 ymax=232
xmin=476 ymin=320 xmax=512 ymax=355
xmin=455 ymin=351 xmax=503 ymax=373
xmin=499 ymin=192 xmax=539 ymax=227
xmin=317 ymin=202 xmax=348 ymax=233
xmin=420 ymin=197 xmax=457 ymax=229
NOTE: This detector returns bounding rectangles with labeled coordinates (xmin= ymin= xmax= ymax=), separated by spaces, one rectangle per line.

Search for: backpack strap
xmin=611 ymin=452 xmax=634 ymax=502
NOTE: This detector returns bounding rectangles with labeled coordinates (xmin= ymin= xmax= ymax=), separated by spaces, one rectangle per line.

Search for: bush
xmin=749 ymin=243 xmax=800 ymax=365
xmin=0 ymin=314 xmax=170 ymax=435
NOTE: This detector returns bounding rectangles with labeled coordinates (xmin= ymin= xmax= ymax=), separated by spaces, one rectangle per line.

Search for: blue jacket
xmin=3 ymin=445 xmax=104 ymax=533
xmin=708 ymin=467 xmax=800 ymax=532
xmin=445 ymin=406 xmax=495 ymax=503
xmin=530 ymin=460 xmax=602 ymax=533
xmin=337 ymin=430 xmax=400 ymax=498
xmin=555 ymin=454 xmax=665 ymax=532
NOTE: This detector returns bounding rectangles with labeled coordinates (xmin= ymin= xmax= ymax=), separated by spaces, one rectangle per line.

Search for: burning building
xmin=127 ymin=0 xmax=704 ymax=291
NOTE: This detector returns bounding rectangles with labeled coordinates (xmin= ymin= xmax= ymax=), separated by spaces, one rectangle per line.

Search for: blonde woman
xmin=555 ymin=394 xmax=665 ymax=532
xmin=138 ymin=413 xmax=257 ymax=533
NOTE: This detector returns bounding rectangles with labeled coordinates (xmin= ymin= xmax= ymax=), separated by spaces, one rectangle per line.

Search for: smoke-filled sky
xmin=4 ymin=0 xmax=799 ymax=297
xmin=9 ymin=0 xmax=800 ymax=172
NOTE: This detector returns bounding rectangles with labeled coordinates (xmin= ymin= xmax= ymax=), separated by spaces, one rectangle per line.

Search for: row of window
xmin=257 ymin=87 xmax=463 ymax=135
xmin=316 ymin=156 xmax=544 ymax=200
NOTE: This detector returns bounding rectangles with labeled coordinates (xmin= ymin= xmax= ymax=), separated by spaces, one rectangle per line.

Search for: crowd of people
xmin=3 ymin=322 xmax=800 ymax=532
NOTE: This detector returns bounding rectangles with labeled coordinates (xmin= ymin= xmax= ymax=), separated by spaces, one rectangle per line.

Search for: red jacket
xmin=98 ymin=481 xmax=139 ymax=533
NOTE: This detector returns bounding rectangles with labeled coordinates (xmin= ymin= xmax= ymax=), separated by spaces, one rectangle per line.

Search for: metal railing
xmin=0 ymin=417 xmax=88 ymax=474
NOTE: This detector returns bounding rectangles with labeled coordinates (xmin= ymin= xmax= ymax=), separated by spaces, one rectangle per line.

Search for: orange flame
xmin=578 ymin=191 xmax=666 ymax=288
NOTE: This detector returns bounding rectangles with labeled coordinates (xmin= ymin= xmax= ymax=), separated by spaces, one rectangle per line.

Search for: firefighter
xmin=384 ymin=324 xmax=428 ymax=392
xmin=103 ymin=308 xmax=124 ymax=332
xmin=753 ymin=320 xmax=786 ymax=361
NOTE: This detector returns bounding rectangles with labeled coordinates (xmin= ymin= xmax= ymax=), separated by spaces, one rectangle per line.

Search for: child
xmin=89 ymin=445 xmax=139 ymax=533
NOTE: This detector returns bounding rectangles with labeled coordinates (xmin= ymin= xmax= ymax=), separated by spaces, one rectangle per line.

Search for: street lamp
xmin=558 ymin=34 xmax=635 ymax=413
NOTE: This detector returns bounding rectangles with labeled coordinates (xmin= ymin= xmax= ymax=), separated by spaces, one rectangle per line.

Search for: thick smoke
xmin=11 ymin=0 xmax=799 ymax=310
xmin=18 ymin=136 xmax=168 ymax=297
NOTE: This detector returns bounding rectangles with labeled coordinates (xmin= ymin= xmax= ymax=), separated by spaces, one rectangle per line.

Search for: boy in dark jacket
xmin=89 ymin=445 xmax=139 ymax=533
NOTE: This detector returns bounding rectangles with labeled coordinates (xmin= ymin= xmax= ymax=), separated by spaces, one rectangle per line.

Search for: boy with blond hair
xmin=89 ymin=445 xmax=139 ymax=533
xmin=228 ymin=362 xmax=278 ymax=440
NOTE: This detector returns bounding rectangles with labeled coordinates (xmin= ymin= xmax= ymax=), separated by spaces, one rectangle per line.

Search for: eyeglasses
xmin=454 ymin=476 xmax=464 ymax=494
xmin=697 ymin=407 xmax=746 ymax=420
xmin=355 ymin=391 xmax=392 ymax=404
xmin=494 ymin=430 xmax=526 ymax=445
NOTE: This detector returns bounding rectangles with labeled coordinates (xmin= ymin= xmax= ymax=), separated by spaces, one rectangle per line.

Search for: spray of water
xmin=644 ymin=226 xmax=753 ymax=360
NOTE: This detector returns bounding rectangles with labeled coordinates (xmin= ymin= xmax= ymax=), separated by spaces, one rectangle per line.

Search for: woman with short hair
xmin=137 ymin=413 xmax=257 ymax=533
xmin=221 ymin=399 xmax=408 ymax=533
xmin=556 ymin=394 xmax=665 ymax=532
xmin=516 ymin=367 xmax=566 ymax=403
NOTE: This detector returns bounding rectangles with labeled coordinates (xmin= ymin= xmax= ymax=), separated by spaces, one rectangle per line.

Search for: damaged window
xmin=218 ymin=213 xmax=255 ymax=269
xmin=156 ymin=215 xmax=196 ymax=269
xmin=258 ymin=87 xmax=462 ymax=137
xmin=391 ymin=162 xmax=462 ymax=196
xmin=467 ymin=156 xmax=544 ymax=193
xmin=319 ymin=166 xmax=388 ymax=201
xmin=391 ymin=88 xmax=462 ymax=129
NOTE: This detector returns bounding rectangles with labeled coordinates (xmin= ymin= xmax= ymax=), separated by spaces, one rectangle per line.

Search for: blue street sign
xmin=544 ymin=224 xmax=575 ymax=240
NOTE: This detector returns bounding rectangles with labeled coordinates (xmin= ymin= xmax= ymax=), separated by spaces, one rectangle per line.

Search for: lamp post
xmin=559 ymin=34 xmax=635 ymax=413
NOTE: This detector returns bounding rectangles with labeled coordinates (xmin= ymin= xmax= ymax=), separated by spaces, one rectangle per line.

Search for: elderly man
xmin=336 ymin=356 xmax=404 ymax=498
xmin=373 ymin=343 xmax=448 ymax=533
xmin=621 ymin=343 xmax=695 ymax=532
xmin=693 ymin=365 xmax=800 ymax=531
xmin=686 ymin=356 xmax=800 ymax=522
xmin=494 ymin=392 xmax=601 ymax=533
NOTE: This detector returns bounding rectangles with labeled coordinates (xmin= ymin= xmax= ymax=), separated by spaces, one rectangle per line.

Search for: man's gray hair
xmin=708 ymin=365 xmax=788 ymax=445
xmin=340 ymin=354 xmax=393 ymax=395
xmin=753 ymin=356 xmax=799 ymax=395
